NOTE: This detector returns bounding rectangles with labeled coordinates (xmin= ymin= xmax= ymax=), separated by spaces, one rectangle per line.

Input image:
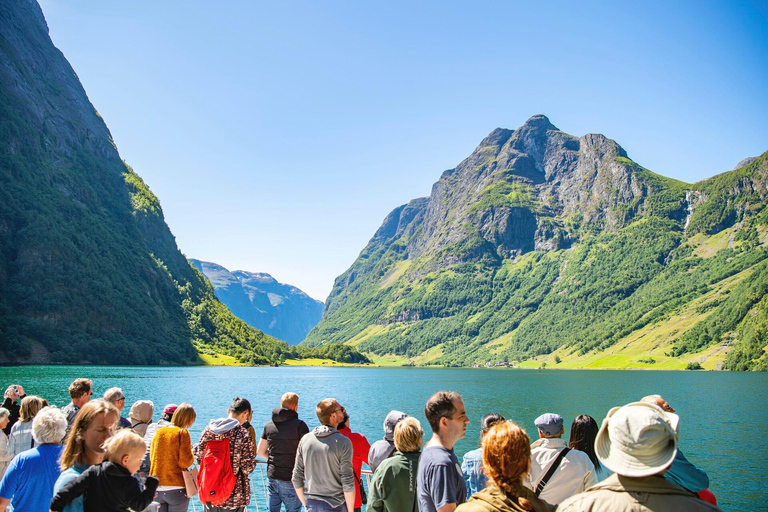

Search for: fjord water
xmin=3 ymin=367 xmax=766 ymax=511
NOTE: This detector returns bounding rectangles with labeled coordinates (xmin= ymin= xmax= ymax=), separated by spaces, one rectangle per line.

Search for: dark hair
xmin=229 ymin=397 xmax=252 ymax=415
xmin=425 ymin=391 xmax=461 ymax=433
xmin=337 ymin=410 xmax=350 ymax=430
xmin=481 ymin=412 xmax=506 ymax=433
xmin=161 ymin=412 xmax=174 ymax=422
xmin=569 ymin=415 xmax=601 ymax=472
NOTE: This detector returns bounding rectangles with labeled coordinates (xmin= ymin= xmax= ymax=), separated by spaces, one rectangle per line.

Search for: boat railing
xmin=187 ymin=460 xmax=373 ymax=512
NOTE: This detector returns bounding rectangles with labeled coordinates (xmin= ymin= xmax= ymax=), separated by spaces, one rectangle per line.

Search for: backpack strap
xmin=535 ymin=447 xmax=570 ymax=497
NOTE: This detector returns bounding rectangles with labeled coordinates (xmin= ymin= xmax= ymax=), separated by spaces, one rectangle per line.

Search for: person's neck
xmin=83 ymin=449 xmax=104 ymax=466
xmin=427 ymin=432 xmax=454 ymax=450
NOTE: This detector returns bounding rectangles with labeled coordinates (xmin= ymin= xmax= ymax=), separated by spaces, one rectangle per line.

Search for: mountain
xmin=190 ymin=260 xmax=323 ymax=344
xmin=0 ymin=0 xmax=366 ymax=365
xmin=304 ymin=115 xmax=768 ymax=371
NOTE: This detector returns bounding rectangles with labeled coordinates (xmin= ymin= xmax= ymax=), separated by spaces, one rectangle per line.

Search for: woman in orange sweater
xmin=149 ymin=403 xmax=197 ymax=512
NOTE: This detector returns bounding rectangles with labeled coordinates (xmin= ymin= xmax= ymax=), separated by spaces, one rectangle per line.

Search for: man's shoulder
xmin=420 ymin=445 xmax=456 ymax=467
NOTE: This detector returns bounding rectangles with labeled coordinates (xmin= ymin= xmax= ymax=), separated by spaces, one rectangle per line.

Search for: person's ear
xmin=560 ymin=427 xmax=565 ymax=435
xmin=121 ymin=454 xmax=130 ymax=466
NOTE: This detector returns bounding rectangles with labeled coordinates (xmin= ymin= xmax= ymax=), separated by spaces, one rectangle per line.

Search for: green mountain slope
xmin=305 ymin=116 xmax=768 ymax=371
xmin=0 ymin=0 xmax=365 ymax=366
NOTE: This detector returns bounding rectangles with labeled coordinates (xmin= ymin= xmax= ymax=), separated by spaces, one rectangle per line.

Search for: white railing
xmin=188 ymin=460 xmax=372 ymax=512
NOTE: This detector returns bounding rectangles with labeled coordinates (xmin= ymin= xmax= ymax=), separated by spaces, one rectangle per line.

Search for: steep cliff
xmin=0 ymin=0 xmax=357 ymax=365
xmin=305 ymin=116 xmax=768 ymax=371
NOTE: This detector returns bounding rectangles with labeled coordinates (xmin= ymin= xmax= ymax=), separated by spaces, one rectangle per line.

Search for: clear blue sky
xmin=38 ymin=0 xmax=768 ymax=301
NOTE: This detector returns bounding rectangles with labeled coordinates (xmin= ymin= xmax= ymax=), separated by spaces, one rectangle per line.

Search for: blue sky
xmin=38 ymin=0 xmax=768 ymax=301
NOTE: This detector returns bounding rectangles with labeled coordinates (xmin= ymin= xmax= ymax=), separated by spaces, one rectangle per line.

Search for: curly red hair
xmin=481 ymin=421 xmax=533 ymax=511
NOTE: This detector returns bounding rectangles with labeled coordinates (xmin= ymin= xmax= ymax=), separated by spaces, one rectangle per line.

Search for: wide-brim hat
xmin=595 ymin=401 xmax=678 ymax=478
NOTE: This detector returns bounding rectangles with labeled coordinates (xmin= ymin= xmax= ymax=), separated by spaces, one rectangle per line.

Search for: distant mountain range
xmin=190 ymin=260 xmax=323 ymax=344
xmin=0 ymin=0 xmax=366 ymax=365
xmin=305 ymin=115 xmax=768 ymax=371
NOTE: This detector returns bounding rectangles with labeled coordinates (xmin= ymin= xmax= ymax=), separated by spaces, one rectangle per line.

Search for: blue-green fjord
xmin=3 ymin=366 xmax=766 ymax=512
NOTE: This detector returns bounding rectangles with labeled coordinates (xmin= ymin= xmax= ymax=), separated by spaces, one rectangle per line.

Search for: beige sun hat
xmin=595 ymin=401 xmax=678 ymax=478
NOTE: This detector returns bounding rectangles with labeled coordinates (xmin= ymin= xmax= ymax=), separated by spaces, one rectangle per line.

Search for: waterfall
xmin=682 ymin=191 xmax=693 ymax=235
xmin=664 ymin=191 xmax=693 ymax=266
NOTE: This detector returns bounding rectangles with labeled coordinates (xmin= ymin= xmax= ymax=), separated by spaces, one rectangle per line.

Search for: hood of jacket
xmin=272 ymin=407 xmax=299 ymax=423
xmin=382 ymin=410 xmax=407 ymax=442
xmin=129 ymin=400 xmax=154 ymax=424
xmin=312 ymin=424 xmax=339 ymax=438
xmin=208 ymin=417 xmax=241 ymax=434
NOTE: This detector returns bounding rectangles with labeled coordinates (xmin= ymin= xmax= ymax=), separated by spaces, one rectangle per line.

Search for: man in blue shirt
xmin=0 ymin=406 xmax=67 ymax=512
xmin=641 ymin=394 xmax=710 ymax=492
xmin=417 ymin=391 xmax=470 ymax=512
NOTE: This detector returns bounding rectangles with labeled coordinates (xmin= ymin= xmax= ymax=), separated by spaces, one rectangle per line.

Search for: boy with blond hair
xmin=50 ymin=429 xmax=158 ymax=512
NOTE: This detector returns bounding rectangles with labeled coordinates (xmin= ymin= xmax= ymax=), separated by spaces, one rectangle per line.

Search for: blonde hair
xmin=316 ymin=398 xmax=340 ymax=426
xmin=394 ymin=417 xmax=423 ymax=453
xmin=281 ymin=392 xmax=299 ymax=408
xmin=19 ymin=395 xmax=45 ymax=422
xmin=103 ymin=429 xmax=146 ymax=465
xmin=482 ymin=421 xmax=533 ymax=511
xmin=171 ymin=403 xmax=196 ymax=430
xmin=61 ymin=401 xmax=120 ymax=470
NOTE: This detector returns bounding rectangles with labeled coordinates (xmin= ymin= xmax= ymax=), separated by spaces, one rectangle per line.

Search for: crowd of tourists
xmin=0 ymin=378 xmax=723 ymax=512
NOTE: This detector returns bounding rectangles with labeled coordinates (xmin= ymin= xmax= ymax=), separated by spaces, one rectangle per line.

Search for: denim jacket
xmin=461 ymin=447 xmax=487 ymax=498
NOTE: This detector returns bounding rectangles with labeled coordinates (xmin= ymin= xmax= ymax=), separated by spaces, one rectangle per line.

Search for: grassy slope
xmin=307 ymin=152 xmax=768 ymax=370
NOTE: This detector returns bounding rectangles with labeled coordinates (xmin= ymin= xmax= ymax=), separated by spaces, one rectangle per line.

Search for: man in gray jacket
xmin=292 ymin=398 xmax=355 ymax=512
xmin=368 ymin=410 xmax=408 ymax=474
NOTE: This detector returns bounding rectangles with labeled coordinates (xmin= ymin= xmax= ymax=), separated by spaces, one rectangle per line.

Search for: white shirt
xmin=524 ymin=437 xmax=597 ymax=505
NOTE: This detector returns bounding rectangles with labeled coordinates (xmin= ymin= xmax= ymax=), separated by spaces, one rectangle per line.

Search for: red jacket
xmin=338 ymin=426 xmax=371 ymax=508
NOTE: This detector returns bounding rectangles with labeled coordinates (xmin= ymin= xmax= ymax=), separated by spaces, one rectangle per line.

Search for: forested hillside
xmin=0 ymin=0 xmax=366 ymax=365
xmin=305 ymin=116 xmax=768 ymax=371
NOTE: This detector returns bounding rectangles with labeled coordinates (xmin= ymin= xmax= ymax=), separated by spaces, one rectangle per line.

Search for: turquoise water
xmin=1 ymin=366 xmax=766 ymax=511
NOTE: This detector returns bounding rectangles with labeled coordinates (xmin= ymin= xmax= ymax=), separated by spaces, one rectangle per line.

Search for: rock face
xmin=306 ymin=116 xmax=768 ymax=371
xmin=0 ymin=0 xmax=288 ymax=364
xmin=190 ymin=260 xmax=323 ymax=344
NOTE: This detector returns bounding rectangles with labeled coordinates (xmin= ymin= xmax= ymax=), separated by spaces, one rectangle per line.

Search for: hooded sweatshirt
xmin=261 ymin=407 xmax=309 ymax=481
xmin=129 ymin=400 xmax=154 ymax=438
xmin=455 ymin=483 xmax=552 ymax=512
xmin=368 ymin=411 xmax=407 ymax=474
xmin=196 ymin=418 xmax=257 ymax=509
xmin=292 ymin=425 xmax=355 ymax=508
xmin=50 ymin=461 xmax=159 ymax=512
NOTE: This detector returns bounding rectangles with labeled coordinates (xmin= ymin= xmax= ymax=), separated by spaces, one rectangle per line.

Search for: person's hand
xmin=4 ymin=386 xmax=18 ymax=401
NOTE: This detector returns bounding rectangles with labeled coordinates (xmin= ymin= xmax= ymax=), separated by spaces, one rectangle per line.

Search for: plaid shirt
xmin=7 ymin=420 xmax=34 ymax=459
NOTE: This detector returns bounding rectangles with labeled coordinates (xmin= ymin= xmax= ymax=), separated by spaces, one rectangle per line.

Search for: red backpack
xmin=197 ymin=438 xmax=236 ymax=506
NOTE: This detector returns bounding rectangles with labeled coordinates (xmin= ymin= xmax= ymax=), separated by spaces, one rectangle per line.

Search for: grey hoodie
xmin=369 ymin=410 xmax=408 ymax=473
xmin=292 ymin=425 xmax=354 ymax=508
xmin=208 ymin=417 xmax=240 ymax=434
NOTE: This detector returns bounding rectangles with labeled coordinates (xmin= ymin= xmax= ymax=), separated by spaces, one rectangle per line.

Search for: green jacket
xmin=457 ymin=483 xmax=552 ymax=512
xmin=367 ymin=450 xmax=420 ymax=512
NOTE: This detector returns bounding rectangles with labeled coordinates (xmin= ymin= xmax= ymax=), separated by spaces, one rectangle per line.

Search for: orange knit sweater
xmin=149 ymin=426 xmax=194 ymax=487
